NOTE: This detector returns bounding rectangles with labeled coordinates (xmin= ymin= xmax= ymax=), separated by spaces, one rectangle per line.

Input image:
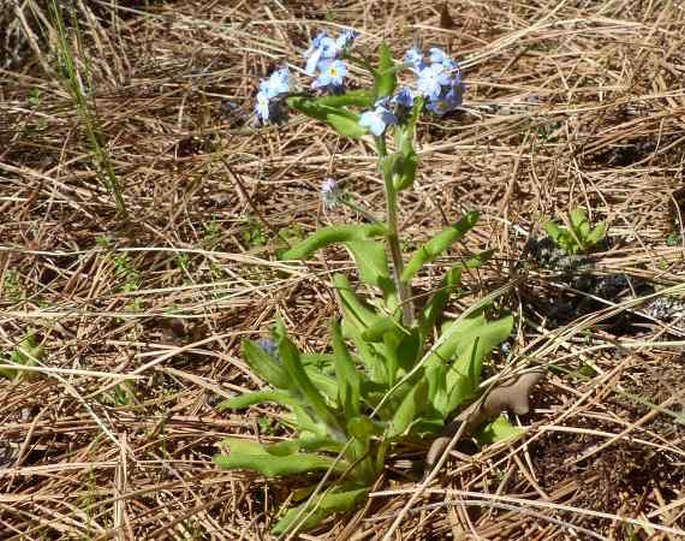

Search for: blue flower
xmin=359 ymin=97 xmax=398 ymax=136
xmin=426 ymin=77 xmax=464 ymax=115
xmin=257 ymin=338 xmax=278 ymax=359
xmin=428 ymin=47 xmax=458 ymax=70
xmin=255 ymin=90 xmax=271 ymax=122
xmin=391 ymin=86 xmax=415 ymax=109
xmin=304 ymin=31 xmax=342 ymax=76
xmin=313 ymin=59 xmax=348 ymax=92
xmin=254 ymin=66 xmax=293 ymax=124
xmin=406 ymin=47 xmax=464 ymax=116
xmin=304 ymin=29 xmax=357 ymax=91
xmin=416 ymin=63 xmax=451 ymax=99
xmin=321 ymin=177 xmax=340 ymax=209
xmin=404 ymin=47 xmax=426 ymax=70
xmin=336 ymin=29 xmax=358 ymax=50
xmin=259 ymin=66 xmax=293 ymax=98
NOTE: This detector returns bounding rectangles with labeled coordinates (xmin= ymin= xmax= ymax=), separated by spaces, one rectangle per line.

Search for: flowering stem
xmin=375 ymin=137 xmax=414 ymax=325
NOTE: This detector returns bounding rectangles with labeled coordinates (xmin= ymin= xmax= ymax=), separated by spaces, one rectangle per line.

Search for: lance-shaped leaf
xmin=422 ymin=250 xmax=493 ymax=333
xmin=341 ymin=316 xmax=388 ymax=384
xmin=392 ymin=150 xmax=418 ymax=191
xmin=327 ymin=112 xmax=368 ymax=139
xmin=401 ymin=211 xmax=480 ymax=282
xmin=361 ymin=316 xmax=406 ymax=342
xmin=287 ymin=96 xmax=366 ymax=138
xmin=331 ymin=319 xmax=360 ymax=418
xmin=306 ymin=368 xmax=340 ymax=405
xmin=421 ymin=311 xmax=512 ymax=418
xmin=279 ymin=334 xmax=343 ymax=435
xmin=344 ymin=240 xmax=395 ymax=297
xmin=334 ymin=274 xmax=385 ymax=334
xmin=392 ymin=98 xmax=423 ymax=191
xmin=373 ymin=41 xmax=397 ymax=98
xmin=425 ymin=359 xmax=447 ymax=414
xmin=346 ymin=416 xmax=381 ymax=484
xmin=214 ymin=439 xmax=342 ymax=476
xmin=272 ymin=485 xmax=369 ymax=535
xmin=443 ymin=314 xmax=514 ymax=415
xmin=281 ymin=223 xmax=387 ymax=261
xmin=301 ymin=353 xmax=336 ymax=369
xmin=242 ymin=339 xmax=289 ymax=390
xmin=387 ymin=375 xmax=428 ymax=438
xmin=218 ymin=390 xmax=300 ymax=410
xmin=267 ymin=436 xmax=343 ymax=456
xmin=317 ymin=89 xmax=374 ymax=108
xmin=382 ymin=151 xmax=418 ymax=193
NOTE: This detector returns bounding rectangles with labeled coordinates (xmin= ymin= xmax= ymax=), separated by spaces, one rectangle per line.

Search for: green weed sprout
xmin=0 ymin=333 xmax=44 ymax=381
xmin=544 ymin=207 xmax=608 ymax=255
xmin=215 ymin=31 xmax=520 ymax=535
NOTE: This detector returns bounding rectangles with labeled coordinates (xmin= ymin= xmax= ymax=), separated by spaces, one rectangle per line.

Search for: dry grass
xmin=1 ymin=0 xmax=684 ymax=539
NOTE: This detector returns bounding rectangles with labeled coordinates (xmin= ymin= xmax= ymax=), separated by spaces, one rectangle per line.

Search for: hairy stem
xmin=376 ymin=137 xmax=414 ymax=325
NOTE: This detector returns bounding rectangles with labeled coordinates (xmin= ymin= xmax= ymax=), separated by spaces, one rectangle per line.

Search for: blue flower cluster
xmin=253 ymin=29 xmax=357 ymax=124
xmin=254 ymin=66 xmax=293 ymax=124
xmin=357 ymin=46 xmax=463 ymax=136
xmin=406 ymin=47 xmax=463 ymax=115
xmin=304 ymin=29 xmax=358 ymax=93
xmin=252 ymin=36 xmax=463 ymax=130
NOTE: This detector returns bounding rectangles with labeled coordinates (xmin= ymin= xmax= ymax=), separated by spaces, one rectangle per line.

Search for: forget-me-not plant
xmin=225 ymin=32 xmax=526 ymax=536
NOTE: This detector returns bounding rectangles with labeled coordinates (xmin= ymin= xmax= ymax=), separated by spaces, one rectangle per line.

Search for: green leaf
xmin=402 ymin=211 xmax=480 ymax=282
xmin=281 ymin=223 xmax=387 ymax=261
xmin=347 ymin=416 xmax=380 ymax=441
xmin=287 ymin=96 xmax=366 ymax=138
xmin=393 ymin=150 xmax=418 ymax=191
xmin=267 ymin=436 xmax=343 ymax=456
xmin=422 ymin=251 xmax=493 ymax=333
xmin=218 ymin=390 xmax=299 ymax=410
xmin=373 ymin=41 xmax=397 ymax=99
xmin=344 ymin=240 xmax=394 ymax=296
xmin=586 ymin=221 xmax=607 ymax=246
xmin=425 ymin=360 xmax=447 ymax=414
xmin=278 ymin=334 xmax=343 ymax=435
xmin=346 ymin=416 xmax=380 ymax=483
xmin=334 ymin=274 xmax=384 ymax=333
xmin=381 ymin=151 xmax=418 ymax=193
xmin=301 ymin=353 xmax=336 ymax=370
xmin=361 ymin=316 xmax=405 ymax=343
xmin=327 ymin=110 xmax=367 ymax=138
xmin=272 ymin=485 xmax=369 ymax=535
xmin=443 ymin=314 xmax=514 ymax=415
xmin=0 ymin=362 xmax=17 ymax=380
xmin=544 ymin=220 xmax=574 ymax=253
xmin=214 ymin=439 xmax=342 ymax=476
xmin=387 ymin=376 xmax=428 ymax=437
xmin=331 ymin=320 xmax=361 ymax=418
xmin=242 ymin=339 xmax=289 ymax=389
xmin=317 ymin=89 xmax=374 ymax=108
xmin=422 ymin=312 xmax=512 ymax=417
xmin=2 ymin=333 xmax=44 ymax=380
xmin=305 ymin=369 xmax=340 ymax=404
xmin=288 ymin=404 xmax=329 ymax=438
xmin=569 ymin=207 xmax=590 ymax=239
xmin=395 ymin=327 xmax=422 ymax=373
xmin=476 ymin=414 xmax=525 ymax=444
